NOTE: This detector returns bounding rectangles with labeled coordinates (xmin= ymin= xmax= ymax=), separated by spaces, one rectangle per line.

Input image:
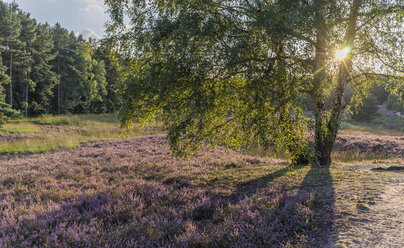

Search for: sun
xmin=336 ymin=47 xmax=351 ymax=60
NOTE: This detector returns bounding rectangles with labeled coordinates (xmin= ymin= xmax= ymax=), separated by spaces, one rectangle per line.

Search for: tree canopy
xmin=0 ymin=1 xmax=19 ymax=125
xmin=0 ymin=1 xmax=122 ymax=120
xmin=107 ymin=0 xmax=403 ymax=165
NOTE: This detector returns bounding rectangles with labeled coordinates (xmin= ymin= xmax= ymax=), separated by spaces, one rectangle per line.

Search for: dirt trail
xmin=334 ymin=171 xmax=404 ymax=248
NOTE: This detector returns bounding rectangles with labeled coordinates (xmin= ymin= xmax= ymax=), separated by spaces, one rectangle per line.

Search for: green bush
xmin=351 ymin=93 xmax=379 ymax=121
xmin=0 ymin=102 xmax=20 ymax=127
xmin=385 ymin=94 xmax=404 ymax=112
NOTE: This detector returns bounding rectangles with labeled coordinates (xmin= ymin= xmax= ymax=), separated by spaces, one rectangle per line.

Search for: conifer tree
xmin=4 ymin=1 xmax=21 ymax=108
xmin=50 ymin=23 xmax=73 ymax=114
xmin=0 ymin=1 xmax=19 ymax=125
xmin=14 ymin=11 xmax=36 ymax=116
xmin=0 ymin=1 xmax=10 ymax=85
xmin=29 ymin=24 xmax=58 ymax=116
xmin=0 ymin=2 xmax=121 ymax=119
xmin=0 ymin=1 xmax=21 ymax=108
xmin=94 ymin=43 xmax=122 ymax=112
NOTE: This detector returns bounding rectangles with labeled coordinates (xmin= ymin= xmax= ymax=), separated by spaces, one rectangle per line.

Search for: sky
xmin=3 ymin=0 xmax=109 ymax=39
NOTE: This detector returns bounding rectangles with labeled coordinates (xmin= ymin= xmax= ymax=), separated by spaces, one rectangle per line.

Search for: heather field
xmin=0 ymin=116 xmax=404 ymax=247
xmin=0 ymin=114 xmax=162 ymax=155
xmin=0 ymin=0 xmax=403 ymax=247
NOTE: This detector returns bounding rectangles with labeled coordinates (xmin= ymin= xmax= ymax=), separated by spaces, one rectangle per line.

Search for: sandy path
xmin=334 ymin=173 xmax=404 ymax=247
xmin=360 ymin=179 xmax=404 ymax=247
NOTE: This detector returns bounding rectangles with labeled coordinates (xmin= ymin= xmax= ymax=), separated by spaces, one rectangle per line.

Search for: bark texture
xmin=313 ymin=0 xmax=362 ymax=166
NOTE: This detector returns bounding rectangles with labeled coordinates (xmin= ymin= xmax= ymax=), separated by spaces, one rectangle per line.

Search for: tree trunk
xmin=25 ymin=72 xmax=29 ymax=118
xmin=0 ymin=50 xmax=3 ymax=85
xmin=9 ymin=46 xmax=13 ymax=107
xmin=323 ymin=0 xmax=362 ymax=164
xmin=313 ymin=0 xmax=362 ymax=166
xmin=57 ymin=57 xmax=61 ymax=115
xmin=312 ymin=0 xmax=330 ymax=166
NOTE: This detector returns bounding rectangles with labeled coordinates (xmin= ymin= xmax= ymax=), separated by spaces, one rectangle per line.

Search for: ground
xmin=0 ymin=114 xmax=162 ymax=154
xmin=0 ymin=115 xmax=403 ymax=247
xmin=303 ymin=162 xmax=404 ymax=247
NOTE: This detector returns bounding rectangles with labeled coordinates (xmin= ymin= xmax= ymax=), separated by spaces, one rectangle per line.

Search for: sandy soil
xmin=333 ymin=165 xmax=404 ymax=248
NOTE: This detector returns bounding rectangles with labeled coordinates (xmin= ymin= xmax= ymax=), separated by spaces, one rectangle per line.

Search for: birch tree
xmin=106 ymin=0 xmax=403 ymax=165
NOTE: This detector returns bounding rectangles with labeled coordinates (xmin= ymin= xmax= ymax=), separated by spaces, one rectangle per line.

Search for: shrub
xmin=351 ymin=93 xmax=379 ymax=121
xmin=385 ymin=94 xmax=404 ymax=112
xmin=0 ymin=102 xmax=20 ymax=127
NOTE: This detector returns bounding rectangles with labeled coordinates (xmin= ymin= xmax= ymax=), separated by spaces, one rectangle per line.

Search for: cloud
xmin=5 ymin=0 xmax=59 ymax=4
xmin=79 ymin=0 xmax=103 ymax=3
xmin=6 ymin=0 xmax=108 ymax=37
xmin=80 ymin=4 xmax=104 ymax=13
xmin=76 ymin=0 xmax=105 ymax=13
xmin=80 ymin=29 xmax=101 ymax=40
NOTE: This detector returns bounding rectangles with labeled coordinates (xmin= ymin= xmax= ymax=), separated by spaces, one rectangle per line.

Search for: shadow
xmin=1 ymin=165 xmax=333 ymax=247
xmin=0 ymin=191 xmax=116 ymax=247
xmin=371 ymin=166 xmax=404 ymax=172
xmin=228 ymin=165 xmax=302 ymax=203
xmin=298 ymin=165 xmax=335 ymax=247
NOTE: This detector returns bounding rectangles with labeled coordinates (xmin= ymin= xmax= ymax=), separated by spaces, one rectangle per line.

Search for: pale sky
xmin=3 ymin=0 xmax=109 ymax=38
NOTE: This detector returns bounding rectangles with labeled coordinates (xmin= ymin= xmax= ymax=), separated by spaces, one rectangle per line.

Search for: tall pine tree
xmin=0 ymin=1 xmax=19 ymax=125
xmin=29 ymin=23 xmax=58 ymax=116
xmin=50 ymin=23 xmax=71 ymax=114
xmin=1 ymin=2 xmax=120 ymax=118
xmin=4 ymin=2 xmax=21 ymax=108
xmin=14 ymin=11 xmax=36 ymax=117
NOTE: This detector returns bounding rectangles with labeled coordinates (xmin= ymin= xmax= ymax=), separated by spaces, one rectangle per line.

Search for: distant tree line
xmin=0 ymin=1 xmax=121 ymax=124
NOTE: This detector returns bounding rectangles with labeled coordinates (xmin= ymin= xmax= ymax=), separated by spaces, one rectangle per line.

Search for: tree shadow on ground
xmin=371 ymin=166 xmax=404 ymax=171
xmin=298 ymin=165 xmax=335 ymax=247
xmin=228 ymin=164 xmax=302 ymax=203
xmin=1 ymin=164 xmax=335 ymax=247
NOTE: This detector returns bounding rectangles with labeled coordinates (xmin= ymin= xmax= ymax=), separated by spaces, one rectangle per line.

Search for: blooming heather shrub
xmin=0 ymin=135 xmax=319 ymax=247
xmin=0 ymin=182 xmax=317 ymax=247
xmin=191 ymin=198 xmax=216 ymax=221
xmin=201 ymin=193 xmax=316 ymax=248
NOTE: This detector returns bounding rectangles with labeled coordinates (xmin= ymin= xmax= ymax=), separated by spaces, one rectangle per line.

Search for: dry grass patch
xmin=0 ymin=114 xmax=163 ymax=155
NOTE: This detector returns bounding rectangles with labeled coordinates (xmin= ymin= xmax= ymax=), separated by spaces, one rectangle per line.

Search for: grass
xmin=0 ymin=122 xmax=41 ymax=134
xmin=0 ymin=114 xmax=163 ymax=155
xmin=332 ymin=150 xmax=388 ymax=162
xmin=2 ymin=114 xmax=403 ymax=159
xmin=340 ymin=116 xmax=404 ymax=136
xmin=11 ymin=113 xmax=119 ymax=127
